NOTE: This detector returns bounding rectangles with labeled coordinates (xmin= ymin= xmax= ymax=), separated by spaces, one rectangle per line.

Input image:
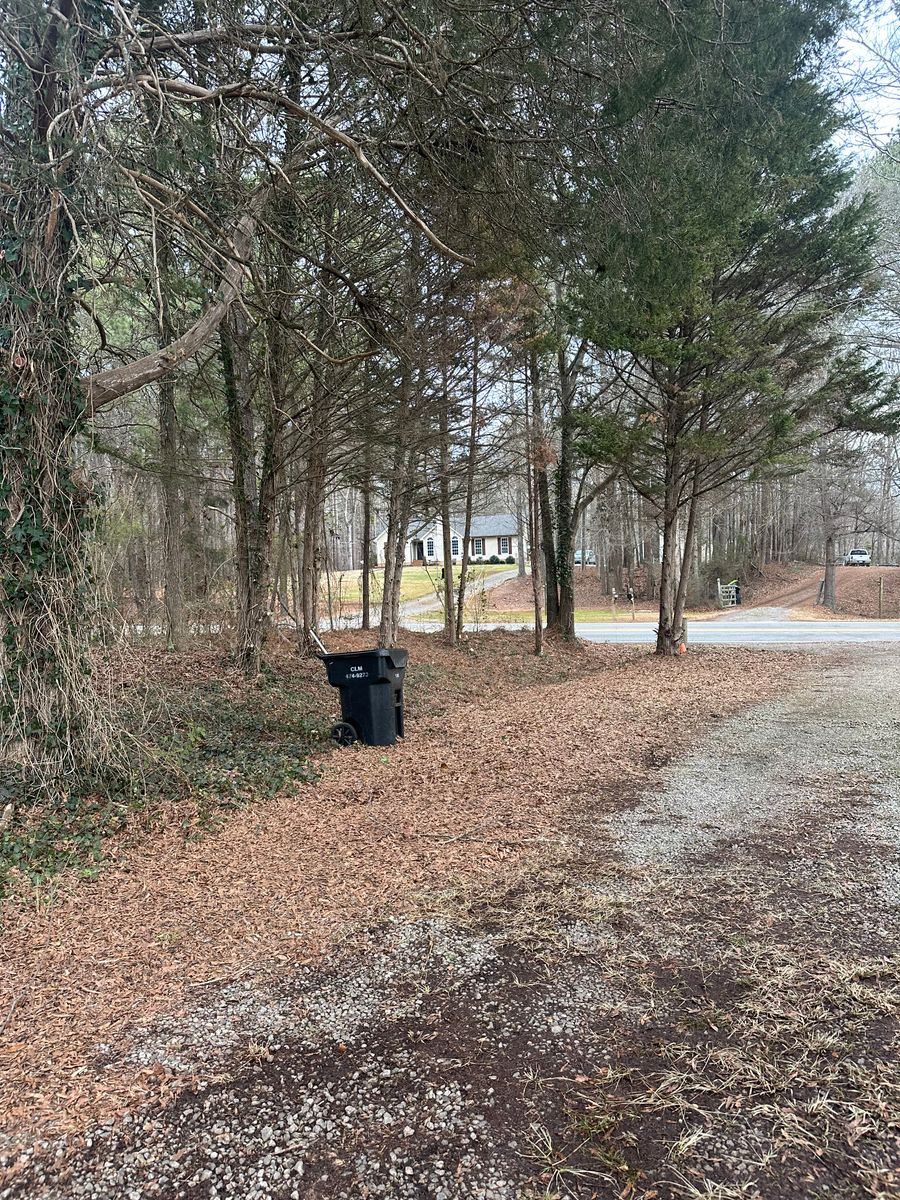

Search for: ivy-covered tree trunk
xmin=379 ymin=356 xmax=417 ymax=651
xmin=0 ymin=204 xmax=102 ymax=786
xmin=523 ymin=374 xmax=544 ymax=658
xmin=1 ymin=0 xmax=112 ymax=788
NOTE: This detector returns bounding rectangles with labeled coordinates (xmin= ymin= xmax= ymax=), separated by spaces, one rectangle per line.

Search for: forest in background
xmin=3 ymin=0 xmax=900 ymax=796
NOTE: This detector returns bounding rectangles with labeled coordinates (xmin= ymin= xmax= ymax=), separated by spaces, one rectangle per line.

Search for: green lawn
xmin=415 ymin=605 xmax=714 ymax=624
xmin=480 ymin=607 xmax=663 ymax=623
xmin=323 ymin=563 xmax=512 ymax=606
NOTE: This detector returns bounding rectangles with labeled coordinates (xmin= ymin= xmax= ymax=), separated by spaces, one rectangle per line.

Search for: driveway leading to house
xmin=5 ymin=644 xmax=899 ymax=1199
xmin=399 ymin=566 xmax=519 ymax=618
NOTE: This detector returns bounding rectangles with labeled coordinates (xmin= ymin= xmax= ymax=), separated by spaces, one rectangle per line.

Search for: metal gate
xmin=717 ymin=578 xmax=738 ymax=608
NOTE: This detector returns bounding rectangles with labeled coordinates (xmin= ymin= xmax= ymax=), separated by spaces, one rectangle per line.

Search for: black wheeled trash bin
xmin=320 ymin=647 xmax=408 ymax=747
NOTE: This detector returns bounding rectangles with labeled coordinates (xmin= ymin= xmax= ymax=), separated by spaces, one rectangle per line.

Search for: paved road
xmin=578 ymin=617 xmax=900 ymax=645
xmin=408 ymin=611 xmax=900 ymax=645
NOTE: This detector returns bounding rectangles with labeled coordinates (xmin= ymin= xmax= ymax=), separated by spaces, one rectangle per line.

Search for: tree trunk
xmin=378 ymin=457 xmax=405 ymax=649
xmin=656 ymin=506 xmax=682 ymax=655
xmin=671 ymin=472 xmax=702 ymax=646
xmin=0 ymin=0 xmax=118 ymax=788
xmin=379 ymin=355 xmax=415 ymax=648
xmin=0 ymin=237 xmax=101 ymax=784
xmin=323 ymin=513 xmax=335 ymax=630
xmin=155 ymin=236 xmax=185 ymax=651
xmin=158 ymin=373 xmax=184 ymax=650
xmin=180 ymin=428 xmax=209 ymax=604
xmin=129 ymin=535 xmax=151 ymax=616
xmin=439 ymin=398 xmax=457 ymax=646
xmin=538 ymin=464 xmax=558 ymax=626
xmin=823 ymin=532 xmax=837 ymax=610
xmin=221 ymin=310 xmax=255 ymax=666
xmin=515 ymin=481 xmax=527 ymax=578
xmin=300 ymin=427 xmax=328 ymax=646
xmin=361 ymin=477 xmax=372 ymax=631
xmin=299 ymin=311 xmax=335 ymax=648
xmin=456 ymin=300 xmax=480 ymax=635
xmin=524 ymin=368 xmax=544 ymax=656
xmin=655 ymin=381 xmax=690 ymax=656
xmin=388 ymin=446 xmax=416 ymax=643
xmin=221 ymin=308 xmax=276 ymax=675
xmin=529 ymin=348 xmax=559 ymax=627
xmin=554 ymin=342 xmax=582 ymax=640
xmin=379 ymin=455 xmax=415 ymax=648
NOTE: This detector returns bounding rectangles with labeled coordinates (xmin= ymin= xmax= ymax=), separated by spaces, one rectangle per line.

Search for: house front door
xmin=411 ymin=540 xmax=424 ymax=563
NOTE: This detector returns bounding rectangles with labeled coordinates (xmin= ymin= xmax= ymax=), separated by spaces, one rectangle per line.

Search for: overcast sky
xmin=837 ymin=1 xmax=899 ymax=159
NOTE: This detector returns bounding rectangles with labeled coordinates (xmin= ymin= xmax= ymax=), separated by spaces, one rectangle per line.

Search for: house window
xmin=426 ymin=537 xmax=435 ymax=558
xmin=472 ymin=537 xmax=484 ymax=556
xmin=451 ymin=536 xmax=460 ymax=557
xmin=499 ymin=536 xmax=510 ymax=555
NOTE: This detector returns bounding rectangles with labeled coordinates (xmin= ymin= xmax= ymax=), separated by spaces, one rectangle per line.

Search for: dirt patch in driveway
xmin=833 ymin=565 xmax=900 ymax=620
xmin=742 ymin=562 xmax=823 ymax=608
xmin=745 ymin=560 xmax=900 ymax=620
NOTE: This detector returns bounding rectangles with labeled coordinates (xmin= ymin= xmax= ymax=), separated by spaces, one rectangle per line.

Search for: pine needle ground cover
xmin=0 ymin=634 xmax=799 ymax=1165
xmin=0 ymin=629 xmax=609 ymax=896
xmin=2 ymin=644 xmax=891 ymax=1200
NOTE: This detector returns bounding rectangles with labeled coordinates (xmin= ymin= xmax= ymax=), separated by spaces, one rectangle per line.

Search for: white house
xmin=374 ymin=514 xmax=520 ymax=565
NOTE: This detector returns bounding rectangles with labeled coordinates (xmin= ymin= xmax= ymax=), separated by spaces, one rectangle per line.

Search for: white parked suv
xmin=844 ymin=547 xmax=872 ymax=566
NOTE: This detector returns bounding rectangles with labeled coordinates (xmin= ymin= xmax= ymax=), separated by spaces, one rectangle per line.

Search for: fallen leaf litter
xmin=0 ymin=632 xmax=800 ymax=1155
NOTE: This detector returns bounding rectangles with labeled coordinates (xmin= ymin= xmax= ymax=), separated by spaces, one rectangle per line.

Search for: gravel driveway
xmin=4 ymin=646 xmax=899 ymax=1200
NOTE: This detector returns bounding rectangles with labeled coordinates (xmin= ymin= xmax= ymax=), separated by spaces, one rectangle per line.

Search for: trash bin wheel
xmin=330 ymin=721 xmax=358 ymax=747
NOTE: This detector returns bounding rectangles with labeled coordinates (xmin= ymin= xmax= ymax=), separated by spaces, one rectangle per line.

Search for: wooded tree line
xmin=2 ymin=0 xmax=900 ymax=790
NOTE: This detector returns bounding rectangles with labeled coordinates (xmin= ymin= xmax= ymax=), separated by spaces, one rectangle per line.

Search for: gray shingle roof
xmin=451 ymin=513 xmax=518 ymax=537
xmin=375 ymin=513 xmax=518 ymax=541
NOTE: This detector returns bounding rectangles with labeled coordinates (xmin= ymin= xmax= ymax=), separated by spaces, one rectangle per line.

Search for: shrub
xmin=505 ymin=556 xmax=515 ymax=565
xmin=488 ymin=554 xmax=501 ymax=565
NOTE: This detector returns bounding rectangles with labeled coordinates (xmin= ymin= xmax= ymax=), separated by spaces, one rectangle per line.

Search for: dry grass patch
xmin=527 ymin=852 xmax=900 ymax=1200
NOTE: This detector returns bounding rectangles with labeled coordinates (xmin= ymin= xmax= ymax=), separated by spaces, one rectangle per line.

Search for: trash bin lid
xmin=319 ymin=647 xmax=408 ymax=685
xmin=319 ymin=647 xmax=408 ymax=667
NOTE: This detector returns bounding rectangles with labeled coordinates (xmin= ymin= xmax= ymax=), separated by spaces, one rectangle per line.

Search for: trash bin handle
xmin=308 ymin=628 xmax=329 ymax=654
